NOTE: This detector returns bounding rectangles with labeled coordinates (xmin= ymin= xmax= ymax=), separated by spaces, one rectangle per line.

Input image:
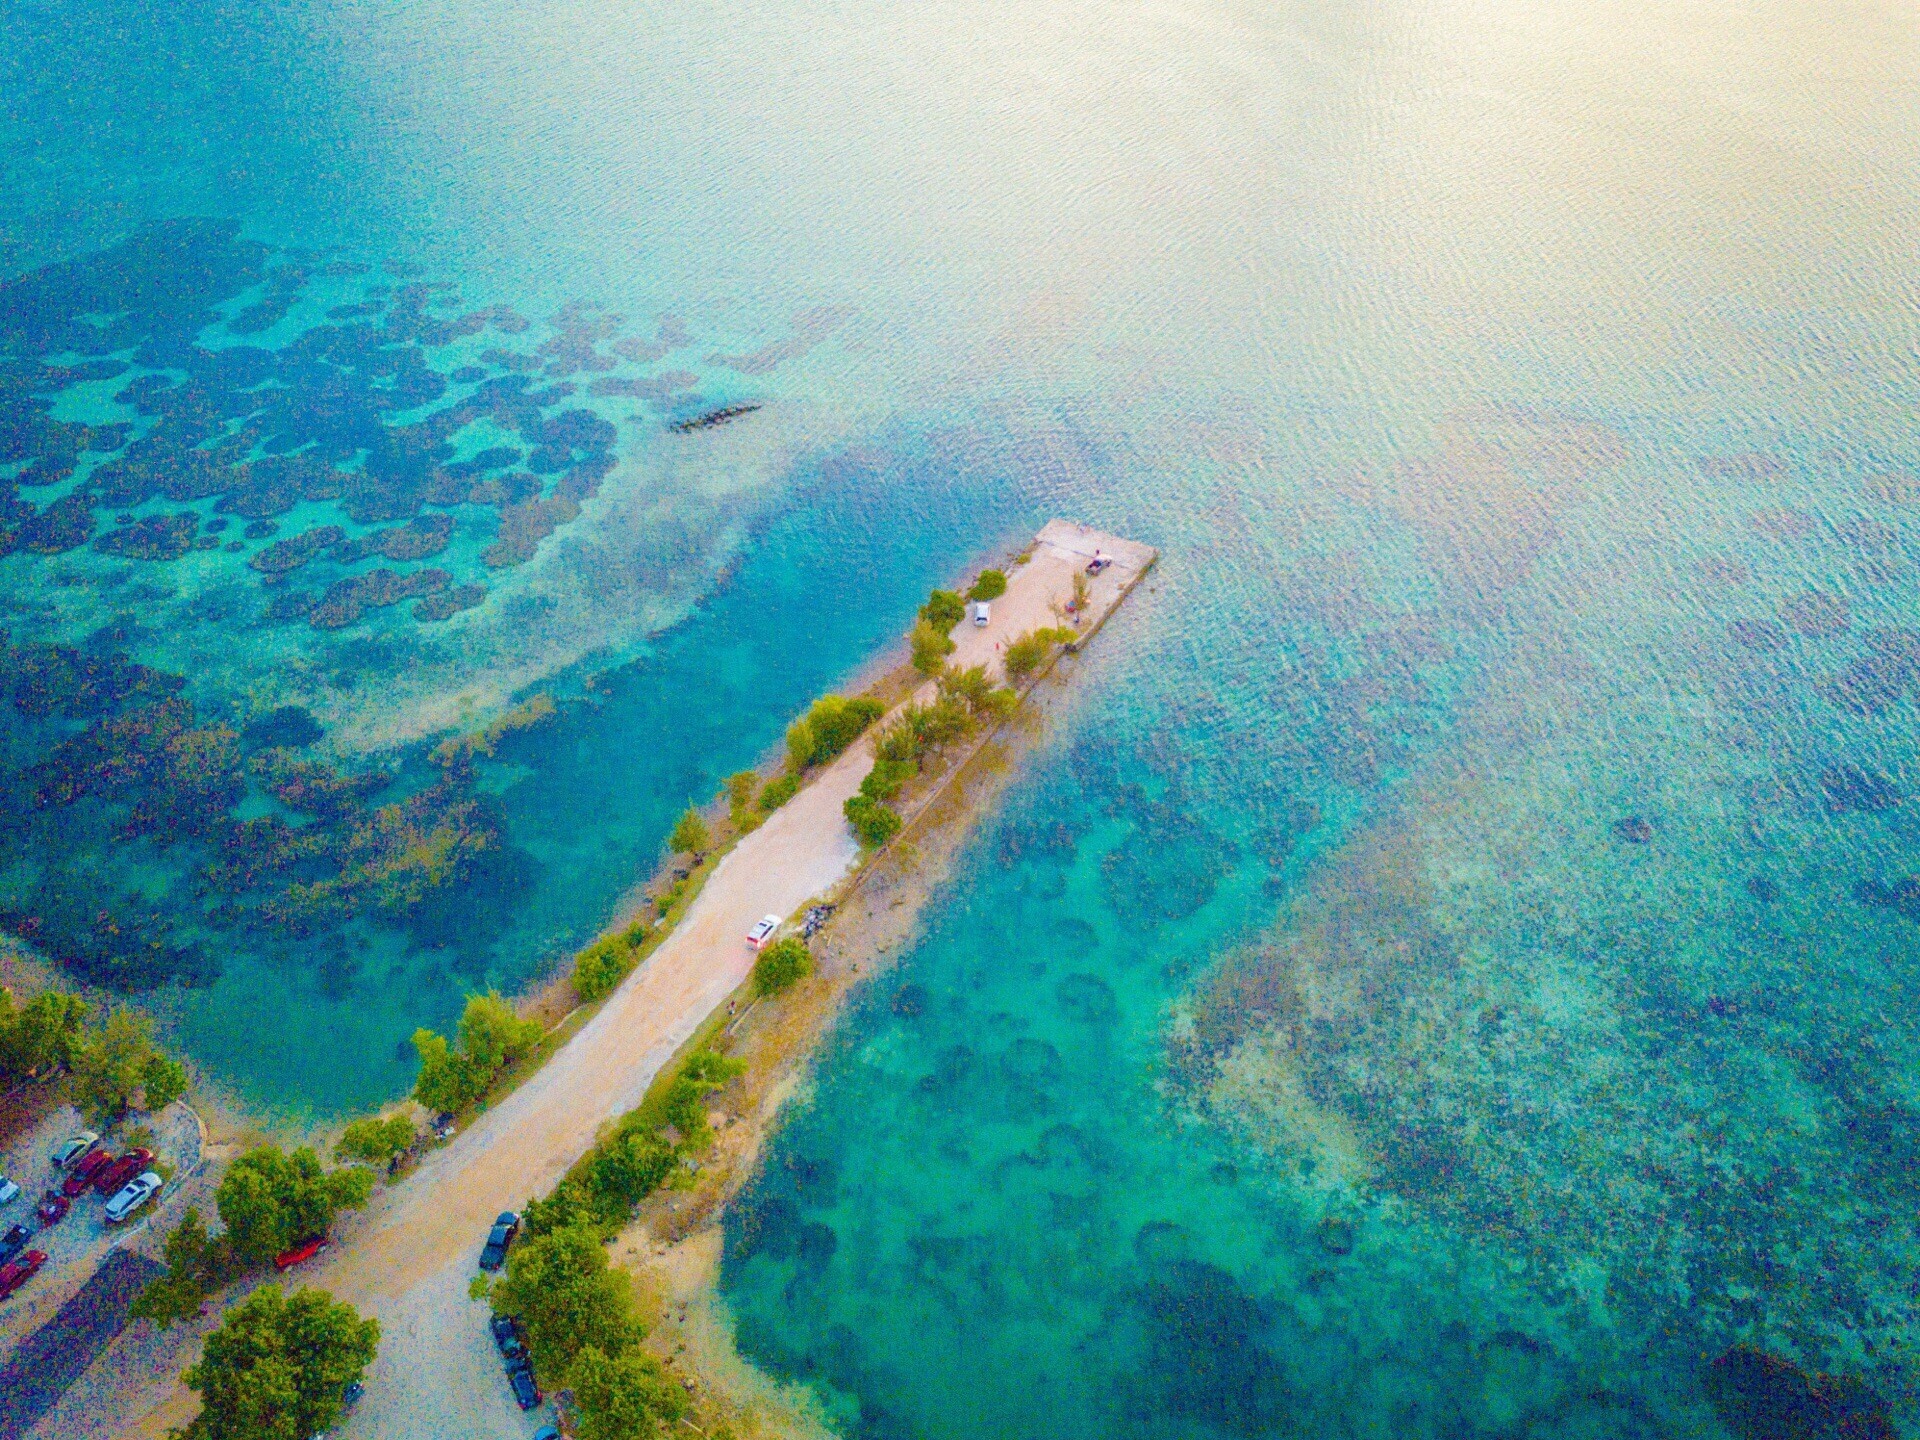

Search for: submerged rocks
xmin=1705 ymin=1345 xmax=1894 ymax=1440
xmin=1612 ymin=816 xmax=1654 ymax=844
xmin=412 ymin=583 xmax=485 ymax=623
xmin=333 ymin=511 xmax=454 ymax=563
xmin=1854 ymin=877 xmax=1920 ymax=921
xmin=250 ymin=524 xmax=346 ymax=574
xmin=94 ymin=514 xmax=198 ymax=560
xmin=1820 ymin=764 xmax=1900 ymax=814
xmin=308 ymin=567 xmax=450 ymax=630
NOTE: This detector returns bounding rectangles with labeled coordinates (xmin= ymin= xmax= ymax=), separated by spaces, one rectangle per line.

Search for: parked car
xmin=746 ymin=913 xmax=781 ymax=950
xmin=62 ymin=1150 xmax=112 ymax=1198
xmin=36 ymin=1193 xmax=70 ymax=1225
xmin=971 ymin=599 xmax=991 ymax=626
xmin=93 ymin=1148 xmax=155 ymax=1197
xmin=479 ymin=1211 xmax=520 ymax=1272
xmin=274 ymin=1235 xmax=329 ymax=1271
xmin=533 ymin=1428 xmax=560 ymax=1440
xmin=104 ymin=1171 xmax=162 ymax=1224
xmin=0 ymin=1249 xmax=46 ymax=1300
xmin=489 ymin=1313 xmax=527 ymax=1360
xmin=341 ymin=1380 xmax=363 ymax=1407
xmin=50 ymin=1132 xmax=99 ymax=1170
xmin=509 ymin=1367 xmax=541 ymax=1411
xmin=0 ymin=1177 xmax=18 ymax=1207
xmin=0 ymin=1224 xmax=29 ymax=1266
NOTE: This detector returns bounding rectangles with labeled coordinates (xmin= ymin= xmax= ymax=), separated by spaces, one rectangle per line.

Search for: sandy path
xmin=74 ymin=521 xmax=1154 ymax=1440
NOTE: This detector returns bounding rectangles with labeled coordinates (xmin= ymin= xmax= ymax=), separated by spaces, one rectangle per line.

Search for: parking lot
xmin=0 ymin=1101 xmax=205 ymax=1368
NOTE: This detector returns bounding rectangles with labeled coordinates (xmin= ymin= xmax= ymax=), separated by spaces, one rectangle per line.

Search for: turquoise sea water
xmin=5 ymin=0 xmax=1920 ymax=1432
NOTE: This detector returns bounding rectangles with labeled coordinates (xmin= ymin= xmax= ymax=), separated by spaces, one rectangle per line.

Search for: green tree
xmin=183 ymin=1285 xmax=379 ymax=1440
xmin=573 ymin=935 xmax=636 ymax=1004
xmin=966 ymin=569 xmax=1007 ymax=602
xmin=70 ymin=1007 xmax=181 ymax=1124
xmin=142 ymin=1051 xmax=190 ymax=1113
xmin=0 ymin=987 xmax=90 ymax=1081
xmin=910 ymin=619 xmax=956 ymax=676
xmin=752 ymin=936 xmax=814 ymax=997
xmin=411 ymin=1028 xmax=480 ymax=1113
xmin=490 ymin=1224 xmax=641 ymax=1385
xmin=801 ymin=696 xmax=883 ymax=761
xmin=573 ymin=1344 xmax=689 ymax=1440
xmin=131 ymin=1206 xmax=226 ymax=1327
xmin=458 ymin=991 xmax=543 ymax=1073
xmin=844 ymin=794 xmax=902 ymax=848
xmin=335 ymin=1114 xmax=416 ymax=1167
xmin=668 ymin=807 xmax=709 ymax=854
xmin=586 ymin=1128 xmax=676 ymax=1211
xmin=859 ymin=758 xmax=916 ymax=803
xmin=1003 ymin=627 xmax=1076 ymax=684
xmin=919 ymin=589 xmax=966 ymax=630
xmin=217 ymin=1146 xmax=374 ymax=1268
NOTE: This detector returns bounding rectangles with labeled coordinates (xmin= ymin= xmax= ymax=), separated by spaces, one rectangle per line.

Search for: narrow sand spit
xmin=60 ymin=522 xmax=1154 ymax=1440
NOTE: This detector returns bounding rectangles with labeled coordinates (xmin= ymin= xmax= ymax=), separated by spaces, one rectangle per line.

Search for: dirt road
xmin=65 ymin=521 xmax=1154 ymax=1440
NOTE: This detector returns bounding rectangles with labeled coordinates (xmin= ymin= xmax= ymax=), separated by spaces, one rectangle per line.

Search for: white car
xmin=104 ymin=1171 xmax=163 ymax=1224
xmin=746 ymin=914 xmax=781 ymax=950
xmin=0 ymin=1178 xmax=18 ymax=1206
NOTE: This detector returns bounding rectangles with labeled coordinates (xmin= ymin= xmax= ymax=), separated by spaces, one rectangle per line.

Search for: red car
xmin=93 ymin=1149 xmax=155 ymax=1197
xmin=274 ymin=1236 xmax=329 ymax=1272
xmin=62 ymin=1150 xmax=112 ymax=1198
xmin=0 ymin=1250 xmax=46 ymax=1301
xmin=36 ymin=1193 xmax=70 ymax=1225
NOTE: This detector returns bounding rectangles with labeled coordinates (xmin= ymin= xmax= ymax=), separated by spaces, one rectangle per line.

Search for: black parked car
xmin=0 ymin=1224 xmax=30 ymax=1267
xmin=510 ymin=1366 xmax=542 ymax=1411
xmin=479 ymin=1211 xmax=520 ymax=1271
xmin=490 ymin=1313 xmax=527 ymax=1361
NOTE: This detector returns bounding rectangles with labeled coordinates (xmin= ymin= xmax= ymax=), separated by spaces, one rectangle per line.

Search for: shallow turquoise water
xmin=5 ymin=0 xmax=1920 ymax=1431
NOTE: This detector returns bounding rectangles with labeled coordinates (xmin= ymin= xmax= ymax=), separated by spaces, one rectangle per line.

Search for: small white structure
xmin=970 ymin=600 xmax=991 ymax=627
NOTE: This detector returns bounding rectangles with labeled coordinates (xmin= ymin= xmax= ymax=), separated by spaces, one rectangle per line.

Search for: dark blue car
xmin=479 ymin=1211 xmax=519 ymax=1271
xmin=0 ymin=1224 xmax=29 ymax=1267
xmin=509 ymin=1366 xmax=541 ymax=1411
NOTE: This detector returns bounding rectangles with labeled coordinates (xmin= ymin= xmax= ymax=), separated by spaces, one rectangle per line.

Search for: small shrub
xmin=844 ymin=793 xmax=903 ymax=848
xmin=668 ymin=808 xmax=709 ymax=854
xmin=725 ymin=771 xmax=758 ymax=809
xmin=759 ymin=772 xmax=800 ymax=812
xmin=919 ymin=589 xmax=966 ymax=630
xmin=752 ymin=937 xmax=813 ymax=997
xmin=967 ymin=569 xmax=1007 ymax=601
xmin=785 ymin=718 xmax=818 ymax=771
xmin=910 ymin=620 xmax=956 ymax=676
xmin=860 ymin=758 xmax=917 ymax=802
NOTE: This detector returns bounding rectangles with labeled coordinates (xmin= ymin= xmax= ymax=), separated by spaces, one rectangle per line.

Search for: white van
xmin=970 ymin=600 xmax=990 ymax=627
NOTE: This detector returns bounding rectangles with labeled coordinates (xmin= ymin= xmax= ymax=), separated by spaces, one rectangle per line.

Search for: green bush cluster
xmin=752 ymin=936 xmax=813 ymax=997
xmin=1003 ymin=626 xmax=1077 ymax=684
xmin=726 ymin=770 xmax=762 ymax=833
xmin=521 ymin=1047 xmax=744 ymax=1241
xmin=967 ymin=569 xmax=1007 ymax=601
xmin=574 ymin=928 xmax=644 ymax=1003
xmin=133 ymin=1144 xmax=376 ymax=1328
xmin=860 ymin=758 xmax=917 ymax=803
xmin=919 ymin=589 xmax=967 ymax=630
xmin=182 ymin=1284 xmax=379 ymax=1440
xmin=411 ymin=992 xmax=544 ymax=1114
xmin=0 ymin=985 xmax=88 ymax=1082
xmin=910 ymin=619 xmax=956 ymax=676
xmin=844 ymin=794 xmax=903 ymax=848
xmin=757 ymin=772 xmax=800 ymax=812
xmin=785 ymin=694 xmax=885 ymax=770
xmin=335 ymin=1114 xmax=416 ymax=1167
xmin=490 ymin=1225 xmax=686 ymax=1440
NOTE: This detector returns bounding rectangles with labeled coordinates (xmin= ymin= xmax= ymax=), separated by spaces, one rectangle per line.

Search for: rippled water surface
xmin=4 ymin=0 xmax=1919 ymax=1432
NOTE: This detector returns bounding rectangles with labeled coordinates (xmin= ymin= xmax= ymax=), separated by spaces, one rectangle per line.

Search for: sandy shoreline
xmin=30 ymin=522 xmax=1155 ymax=1439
